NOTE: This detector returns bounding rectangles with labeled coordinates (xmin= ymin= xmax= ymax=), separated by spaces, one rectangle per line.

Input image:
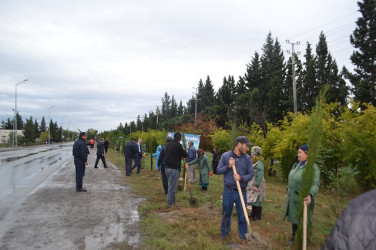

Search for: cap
xmin=299 ymin=144 xmax=308 ymax=153
xmin=235 ymin=136 xmax=253 ymax=146
xmin=131 ymin=138 xmax=137 ymax=141
xmin=251 ymin=146 xmax=262 ymax=156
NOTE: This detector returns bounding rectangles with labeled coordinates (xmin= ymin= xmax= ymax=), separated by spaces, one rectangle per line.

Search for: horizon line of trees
xmin=0 ymin=114 xmax=77 ymax=145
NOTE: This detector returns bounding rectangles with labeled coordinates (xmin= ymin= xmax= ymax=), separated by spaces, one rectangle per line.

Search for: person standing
xmin=157 ymin=136 xmax=173 ymax=195
xmin=212 ymin=147 xmax=219 ymax=175
xmin=124 ymin=138 xmax=138 ymax=176
xmin=103 ymin=139 xmax=109 ymax=153
xmin=89 ymin=138 xmax=95 ymax=149
xmin=187 ymin=140 xmax=197 ymax=184
xmin=246 ymin=146 xmax=266 ymax=220
xmin=152 ymin=145 xmax=162 ymax=171
xmin=132 ymin=139 xmax=145 ymax=174
xmin=73 ymin=132 xmax=89 ymax=192
xmin=94 ymin=138 xmax=108 ymax=169
xmin=283 ymin=144 xmax=320 ymax=245
xmin=187 ymin=149 xmax=211 ymax=191
xmin=217 ymin=136 xmax=253 ymax=242
xmin=165 ymin=133 xmax=188 ymax=208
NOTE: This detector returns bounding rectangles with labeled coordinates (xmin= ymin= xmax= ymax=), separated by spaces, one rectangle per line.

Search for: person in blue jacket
xmin=152 ymin=145 xmax=162 ymax=171
xmin=217 ymin=136 xmax=253 ymax=242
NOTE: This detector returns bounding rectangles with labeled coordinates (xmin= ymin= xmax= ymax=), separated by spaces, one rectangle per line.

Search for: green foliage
xmin=272 ymin=112 xmax=310 ymax=178
xmin=210 ymin=129 xmax=230 ymax=154
xmin=339 ymin=104 xmax=376 ymax=191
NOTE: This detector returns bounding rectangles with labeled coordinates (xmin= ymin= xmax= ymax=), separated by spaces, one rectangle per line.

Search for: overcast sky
xmin=0 ymin=0 xmax=359 ymax=132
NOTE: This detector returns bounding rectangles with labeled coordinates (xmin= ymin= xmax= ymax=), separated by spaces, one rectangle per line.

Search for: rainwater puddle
xmin=84 ymin=209 xmax=141 ymax=249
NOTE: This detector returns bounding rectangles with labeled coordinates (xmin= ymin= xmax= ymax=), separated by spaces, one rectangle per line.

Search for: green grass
xmin=106 ymin=149 xmax=355 ymax=249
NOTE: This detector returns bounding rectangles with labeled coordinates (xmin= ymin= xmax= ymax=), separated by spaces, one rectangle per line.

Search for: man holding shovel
xmin=217 ymin=136 xmax=253 ymax=242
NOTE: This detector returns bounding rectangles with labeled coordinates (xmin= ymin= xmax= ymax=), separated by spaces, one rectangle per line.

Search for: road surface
xmin=0 ymin=144 xmax=143 ymax=249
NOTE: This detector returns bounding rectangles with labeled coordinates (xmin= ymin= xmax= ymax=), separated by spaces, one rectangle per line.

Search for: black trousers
xmin=125 ymin=157 xmax=133 ymax=176
xmin=160 ymin=164 xmax=168 ymax=194
xmin=94 ymin=154 xmax=107 ymax=168
xmin=74 ymin=159 xmax=86 ymax=189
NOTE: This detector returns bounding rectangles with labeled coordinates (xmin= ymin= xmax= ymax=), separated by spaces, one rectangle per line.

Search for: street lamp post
xmin=13 ymin=79 xmax=28 ymax=147
xmin=48 ymin=105 xmax=55 ymax=144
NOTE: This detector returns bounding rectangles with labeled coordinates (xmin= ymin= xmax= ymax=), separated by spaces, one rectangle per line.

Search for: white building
xmin=0 ymin=129 xmax=24 ymax=144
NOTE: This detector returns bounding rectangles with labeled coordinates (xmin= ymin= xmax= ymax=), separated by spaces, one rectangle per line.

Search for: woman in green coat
xmin=283 ymin=144 xmax=320 ymax=244
xmin=187 ymin=149 xmax=211 ymax=191
xmin=246 ymin=146 xmax=266 ymax=220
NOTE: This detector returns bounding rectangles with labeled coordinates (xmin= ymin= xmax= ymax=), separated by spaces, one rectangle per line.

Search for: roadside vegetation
xmin=106 ymin=149 xmax=360 ymax=250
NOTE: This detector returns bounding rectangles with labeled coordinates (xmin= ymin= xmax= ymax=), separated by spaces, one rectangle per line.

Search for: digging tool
xmin=303 ymin=201 xmax=308 ymax=250
xmin=232 ymin=163 xmax=261 ymax=241
xmin=186 ymin=164 xmax=198 ymax=206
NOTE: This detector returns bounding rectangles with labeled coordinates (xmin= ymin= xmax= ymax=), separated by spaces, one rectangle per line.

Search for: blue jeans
xmin=165 ymin=168 xmax=180 ymax=207
xmin=221 ymin=187 xmax=248 ymax=240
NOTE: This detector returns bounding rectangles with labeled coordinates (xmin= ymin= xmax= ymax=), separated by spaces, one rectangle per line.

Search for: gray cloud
xmin=0 ymin=0 xmax=358 ymax=132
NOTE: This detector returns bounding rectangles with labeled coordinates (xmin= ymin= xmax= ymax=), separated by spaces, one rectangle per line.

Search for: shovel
xmin=186 ymin=164 xmax=198 ymax=206
xmin=232 ymin=164 xmax=261 ymax=241
xmin=303 ymin=201 xmax=308 ymax=250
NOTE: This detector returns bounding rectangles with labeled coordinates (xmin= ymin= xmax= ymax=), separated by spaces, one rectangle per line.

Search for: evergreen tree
xmin=201 ymin=76 xmax=215 ymax=111
xmin=177 ymin=100 xmax=185 ymax=116
xmin=24 ymin=116 xmax=36 ymax=144
xmin=315 ymin=32 xmax=348 ymax=106
xmin=34 ymin=119 xmax=40 ymax=138
xmin=299 ymin=42 xmax=317 ymax=112
xmin=161 ymin=92 xmax=171 ymax=121
xmin=40 ymin=116 xmax=46 ymax=132
xmin=16 ymin=112 xmax=23 ymax=129
xmin=196 ymin=78 xmax=205 ymax=113
xmin=5 ymin=118 xmax=13 ymax=129
xmin=136 ymin=115 xmax=142 ymax=131
xmin=170 ymin=95 xmax=178 ymax=118
xmin=346 ymin=0 xmax=376 ymax=106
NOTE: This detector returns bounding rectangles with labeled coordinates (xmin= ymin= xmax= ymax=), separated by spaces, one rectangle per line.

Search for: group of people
xmin=73 ymin=132 xmax=375 ymax=248
xmin=72 ymin=133 xmax=110 ymax=192
xmin=152 ymin=133 xmax=319 ymax=245
xmin=124 ymin=138 xmax=145 ymax=176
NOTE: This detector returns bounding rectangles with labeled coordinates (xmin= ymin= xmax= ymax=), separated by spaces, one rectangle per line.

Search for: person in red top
xmin=89 ymin=138 xmax=95 ymax=149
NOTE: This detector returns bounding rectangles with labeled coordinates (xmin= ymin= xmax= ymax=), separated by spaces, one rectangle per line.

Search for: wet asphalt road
xmin=0 ymin=144 xmax=143 ymax=249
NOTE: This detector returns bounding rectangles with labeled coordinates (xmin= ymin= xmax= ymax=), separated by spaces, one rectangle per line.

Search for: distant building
xmin=0 ymin=129 xmax=24 ymax=144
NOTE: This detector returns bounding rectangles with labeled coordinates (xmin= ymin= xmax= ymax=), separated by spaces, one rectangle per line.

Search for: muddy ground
xmin=0 ymin=150 xmax=144 ymax=250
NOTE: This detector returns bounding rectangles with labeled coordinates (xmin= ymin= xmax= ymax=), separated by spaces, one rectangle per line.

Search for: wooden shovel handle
xmin=232 ymin=165 xmax=251 ymax=226
xmin=303 ymin=201 xmax=308 ymax=250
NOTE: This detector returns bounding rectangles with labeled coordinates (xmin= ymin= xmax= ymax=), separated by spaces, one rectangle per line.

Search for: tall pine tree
xmin=346 ymin=0 xmax=376 ymax=106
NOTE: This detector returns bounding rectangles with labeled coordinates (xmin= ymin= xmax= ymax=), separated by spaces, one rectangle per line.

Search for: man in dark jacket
xmin=132 ymin=139 xmax=145 ymax=174
xmin=73 ymin=132 xmax=89 ymax=192
xmin=217 ymin=136 xmax=253 ymax=241
xmin=157 ymin=136 xmax=173 ymax=195
xmin=103 ymin=139 xmax=109 ymax=153
xmin=124 ymin=138 xmax=139 ymax=176
xmin=164 ymin=133 xmax=188 ymax=208
xmin=94 ymin=138 xmax=108 ymax=169
xmin=322 ymin=189 xmax=376 ymax=249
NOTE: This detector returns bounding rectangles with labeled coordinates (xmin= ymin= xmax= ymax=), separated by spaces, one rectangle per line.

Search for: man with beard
xmin=217 ymin=136 xmax=253 ymax=242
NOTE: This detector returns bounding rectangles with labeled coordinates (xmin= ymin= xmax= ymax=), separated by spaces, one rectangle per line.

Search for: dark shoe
xmin=288 ymin=238 xmax=294 ymax=245
xmin=76 ymin=188 xmax=87 ymax=192
xmin=94 ymin=166 xmax=98 ymax=168
xmin=104 ymin=166 xmax=108 ymax=168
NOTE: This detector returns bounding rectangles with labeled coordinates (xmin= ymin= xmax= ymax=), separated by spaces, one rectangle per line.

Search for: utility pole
xmin=14 ymin=79 xmax=28 ymax=147
xmin=286 ymin=40 xmax=300 ymax=115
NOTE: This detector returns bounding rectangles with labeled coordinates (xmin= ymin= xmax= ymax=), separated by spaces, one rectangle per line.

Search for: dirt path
xmin=0 ymin=150 xmax=144 ymax=250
